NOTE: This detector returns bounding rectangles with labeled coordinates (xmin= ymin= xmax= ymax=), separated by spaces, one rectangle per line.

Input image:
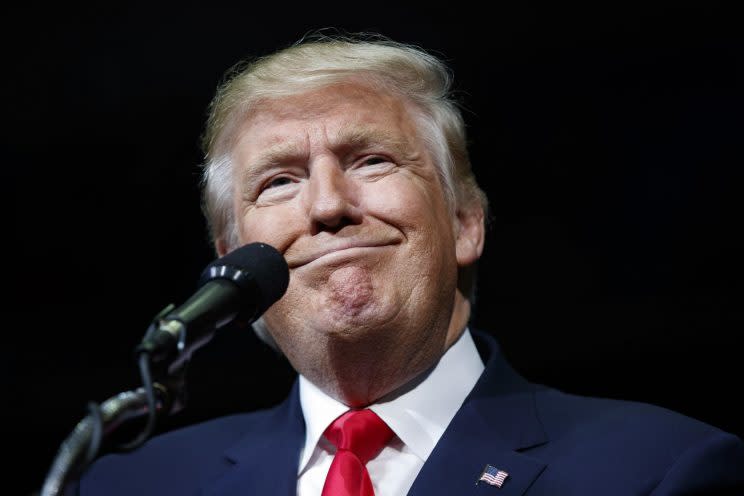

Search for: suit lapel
xmin=408 ymin=331 xmax=549 ymax=496
xmin=202 ymin=381 xmax=304 ymax=496
xmin=407 ymin=396 xmax=546 ymax=495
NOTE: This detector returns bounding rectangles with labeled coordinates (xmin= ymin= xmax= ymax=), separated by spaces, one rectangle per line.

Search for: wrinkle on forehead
xmin=249 ymin=127 xmax=417 ymax=164
xmin=234 ymin=84 xmax=426 ymax=173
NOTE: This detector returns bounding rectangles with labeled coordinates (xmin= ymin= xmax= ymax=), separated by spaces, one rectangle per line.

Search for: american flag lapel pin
xmin=476 ymin=464 xmax=509 ymax=488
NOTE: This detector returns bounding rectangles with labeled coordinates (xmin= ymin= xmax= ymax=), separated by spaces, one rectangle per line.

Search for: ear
xmin=455 ymin=203 xmax=485 ymax=267
xmin=215 ymin=236 xmax=229 ymax=258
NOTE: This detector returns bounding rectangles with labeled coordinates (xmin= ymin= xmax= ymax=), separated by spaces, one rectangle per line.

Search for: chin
xmin=315 ymin=299 xmax=399 ymax=337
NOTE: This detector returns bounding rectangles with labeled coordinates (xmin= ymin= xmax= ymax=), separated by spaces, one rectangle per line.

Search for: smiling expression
xmin=224 ymin=81 xmax=478 ymax=402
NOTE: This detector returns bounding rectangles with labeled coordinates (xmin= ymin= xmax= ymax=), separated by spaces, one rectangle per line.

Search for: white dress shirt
xmin=296 ymin=328 xmax=485 ymax=496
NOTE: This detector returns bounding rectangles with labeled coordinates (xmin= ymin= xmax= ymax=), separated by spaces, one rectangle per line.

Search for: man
xmin=79 ymin=34 xmax=744 ymax=495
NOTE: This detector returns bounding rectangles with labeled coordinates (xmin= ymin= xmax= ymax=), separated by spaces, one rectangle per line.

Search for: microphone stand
xmin=40 ymin=304 xmax=189 ymax=496
xmin=40 ymin=384 xmax=172 ymax=496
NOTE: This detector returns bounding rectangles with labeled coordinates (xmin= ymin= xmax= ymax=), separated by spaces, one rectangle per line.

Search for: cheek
xmin=236 ymin=204 xmax=302 ymax=252
xmin=363 ymin=176 xmax=453 ymax=237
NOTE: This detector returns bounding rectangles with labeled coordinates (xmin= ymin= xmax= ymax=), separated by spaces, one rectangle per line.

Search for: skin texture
xmin=219 ymin=81 xmax=485 ymax=406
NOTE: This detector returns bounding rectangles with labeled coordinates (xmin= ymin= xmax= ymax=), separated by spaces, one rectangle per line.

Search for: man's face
xmin=227 ymin=82 xmax=480 ymax=397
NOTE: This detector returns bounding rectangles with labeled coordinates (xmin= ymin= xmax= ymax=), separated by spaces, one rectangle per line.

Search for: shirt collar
xmin=297 ymin=372 xmax=349 ymax=475
xmin=297 ymin=328 xmax=484 ymax=473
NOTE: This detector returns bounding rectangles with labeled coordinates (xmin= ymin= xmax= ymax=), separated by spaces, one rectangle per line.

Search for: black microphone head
xmin=199 ymin=242 xmax=289 ymax=321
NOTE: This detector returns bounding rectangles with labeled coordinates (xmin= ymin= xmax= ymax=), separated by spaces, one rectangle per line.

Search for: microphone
xmin=138 ymin=242 xmax=289 ymax=364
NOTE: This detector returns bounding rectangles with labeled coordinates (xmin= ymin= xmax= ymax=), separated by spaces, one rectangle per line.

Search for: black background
xmin=5 ymin=2 xmax=743 ymax=494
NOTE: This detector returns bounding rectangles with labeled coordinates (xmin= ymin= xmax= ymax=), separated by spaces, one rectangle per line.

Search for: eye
xmin=362 ymin=156 xmax=389 ymax=166
xmin=350 ymin=155 xmax=396 ymax=180
xmin=265 ymin=176 xmax=293 ymax=189
xmin=255 ymin=175 xmax=298 ymax=202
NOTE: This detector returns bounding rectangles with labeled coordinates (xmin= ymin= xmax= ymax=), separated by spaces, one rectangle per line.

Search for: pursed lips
xmin=286 ymin=240 xmax=399 ymax=269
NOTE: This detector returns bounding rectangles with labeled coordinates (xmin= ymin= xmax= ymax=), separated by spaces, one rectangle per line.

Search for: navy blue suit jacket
xmin=78 ymin=330 xmax=744 ymax=495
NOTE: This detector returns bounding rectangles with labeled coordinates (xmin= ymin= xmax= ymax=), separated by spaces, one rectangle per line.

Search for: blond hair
xmin=200 ymin=33 xmax=488 ymax=251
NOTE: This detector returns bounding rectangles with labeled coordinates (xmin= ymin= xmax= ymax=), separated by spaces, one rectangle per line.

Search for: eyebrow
xmin=333 ymin=127 xmax=414 ymax=157
xmin=251 ymin=140 xmax=309 ymax=169
xmin=241 ymin=141 xmax=308 ymax=190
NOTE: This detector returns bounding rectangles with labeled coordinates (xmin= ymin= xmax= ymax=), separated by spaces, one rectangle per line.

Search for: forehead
xmin=234 ymin=82 xmax=422 ymax=156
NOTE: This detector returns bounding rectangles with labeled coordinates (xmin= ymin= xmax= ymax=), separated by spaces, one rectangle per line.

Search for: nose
xmin=305 ymin=159 xmax=362 ymax=233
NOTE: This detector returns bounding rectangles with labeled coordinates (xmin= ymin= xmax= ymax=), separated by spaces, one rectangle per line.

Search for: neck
xmin=309 ymin=292 xmax=472 ymax=407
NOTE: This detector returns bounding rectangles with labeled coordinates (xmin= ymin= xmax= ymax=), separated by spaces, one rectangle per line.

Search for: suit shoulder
xmin=77 ymin=405 xmax=285 ymax=495
xmin=534 ymin=387 xmax=730 ymax=443
xmin=536 ymin=389 xmax=743 ymax=473
xmin=529 ymin=389 xmax=744 ymax=493
xmin=114 ymin=405 xmax=282 ymax=456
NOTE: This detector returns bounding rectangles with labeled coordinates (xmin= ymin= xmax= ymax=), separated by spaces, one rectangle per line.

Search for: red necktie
xmin=321 ymin=409 xmax=394 ymax=496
